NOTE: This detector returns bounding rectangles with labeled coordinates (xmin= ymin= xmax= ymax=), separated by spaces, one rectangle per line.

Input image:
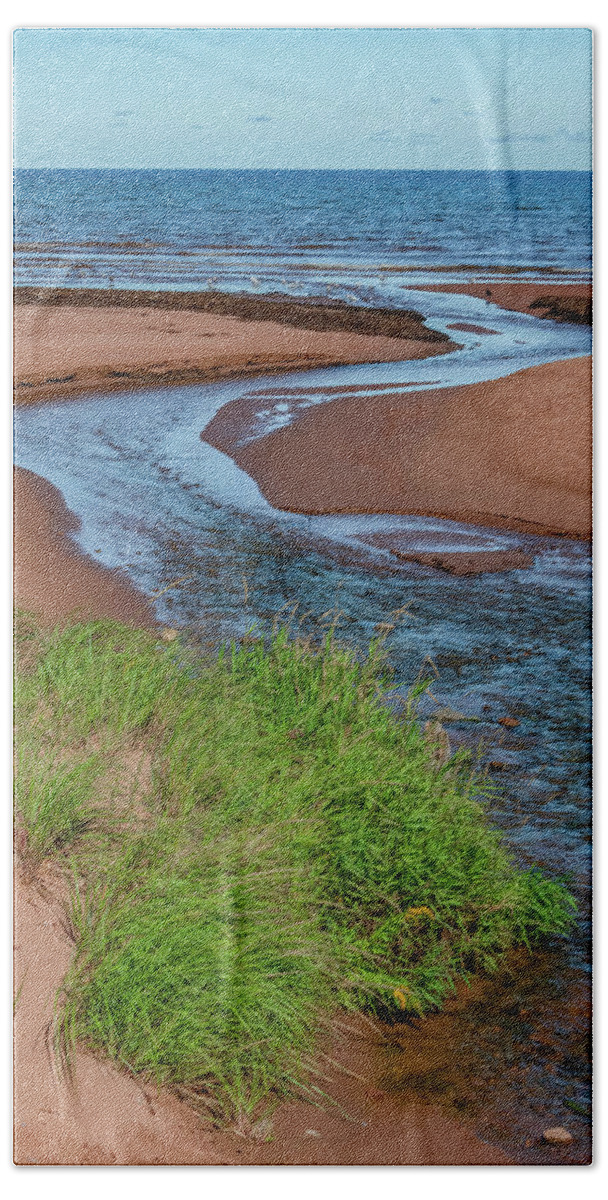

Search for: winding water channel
xmin=15 ymin=287 xmax=592 ymax=1161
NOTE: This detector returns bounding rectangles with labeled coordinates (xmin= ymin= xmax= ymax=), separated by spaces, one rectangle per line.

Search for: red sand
xmin=388 ymin=549 xmax=533 ymax=575
xmin=417 ymin=281 xmax=591 ymax=324
xmin=13 ymin=467 xmax=155 ymax=627
xmin=14 ymin=291 xmax=453 ymax=405
xmin=204 ymin=357 xmax=592 ymax=540
xmin=13 ymin=864 xmax=510 ymax=1165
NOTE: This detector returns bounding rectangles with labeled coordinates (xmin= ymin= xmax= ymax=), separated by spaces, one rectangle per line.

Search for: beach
xmin=13 ymin=466 xmax=155 ymax=626
xmin=416 ymin=281 xmax=591 ymax=325
xmin=13 ymin=474 xmax=513 ymax=1168
xmin=13 ymin=287 xmax=454 ymax=405
xmin=12 ymin=43 xmax=594 ymax=1167
xmin=13 ymin=288 xmax=592 ymax=1166
xmin=204 ymin=355 xmax=592 ymax=540
xmin=15 ymin=286 xmax=591 ymax=542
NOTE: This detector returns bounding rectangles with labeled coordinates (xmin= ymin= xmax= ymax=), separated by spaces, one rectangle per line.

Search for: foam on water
xmin=13 ymin=168 xmax=592 ymax=1144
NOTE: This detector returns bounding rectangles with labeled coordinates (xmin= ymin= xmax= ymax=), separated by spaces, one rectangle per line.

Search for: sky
xmin=13 ymin=27 xmax=592 ymax=171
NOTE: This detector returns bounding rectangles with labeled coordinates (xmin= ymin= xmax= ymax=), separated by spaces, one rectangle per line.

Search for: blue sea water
xmin=13 ymin=168 xmax=592 ymax=1160
xmin=14 ymin=168 xmax=591 ymax=298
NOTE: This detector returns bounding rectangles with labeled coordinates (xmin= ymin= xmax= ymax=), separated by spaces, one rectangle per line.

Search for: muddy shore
xmin=13 ymin=287 xmax=455 ymax=405
xmin=415 ymin=281 xmax=591 ymax=325
xmin=204 ymin=356 xmax=592 ymax=540
xmin=13 ymin=466 xmax=155 ymax=627
xmin=13 ymin=474 xmax=514 ymax=1166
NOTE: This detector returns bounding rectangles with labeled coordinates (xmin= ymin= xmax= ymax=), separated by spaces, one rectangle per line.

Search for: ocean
xmin=14 ymin=167 xmax=592 ymax=1161
xmin=14 ymin=168 xmax=591 ymax=298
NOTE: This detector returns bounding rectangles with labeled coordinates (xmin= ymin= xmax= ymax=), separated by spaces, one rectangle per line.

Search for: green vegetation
xmin=14 ymin=612 xmax=576 ymax=1120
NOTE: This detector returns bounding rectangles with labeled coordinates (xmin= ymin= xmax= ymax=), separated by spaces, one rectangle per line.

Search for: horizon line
xmin=14 ymin=165 xmax=592 ymax=173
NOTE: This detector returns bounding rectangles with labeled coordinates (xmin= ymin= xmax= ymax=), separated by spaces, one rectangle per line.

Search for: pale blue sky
xmin=13 ymin=27 xmax=592 ymax=170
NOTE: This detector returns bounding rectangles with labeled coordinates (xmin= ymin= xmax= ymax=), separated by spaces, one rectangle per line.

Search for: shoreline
xmin=14 ymin=286 xmax=456 ymax=406
xmin=13 ymin=466 xmax=155 ymax=627
xmin=203 ymin=356 xmax=592 ymax=541
xmin=13 ymin=470 xmax=514 ymax=1167
xmin=414 ymin=280 xmax=591 ymax=324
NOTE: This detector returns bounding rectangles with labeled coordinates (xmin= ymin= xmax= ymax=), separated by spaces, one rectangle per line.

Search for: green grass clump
xmin=15 ymin=614 xmax=576 ymax=1119
xmin=15 ymin=747 xmax=100 ymax=858
xmin=61 ymin=826 xmax=337 ymax=1117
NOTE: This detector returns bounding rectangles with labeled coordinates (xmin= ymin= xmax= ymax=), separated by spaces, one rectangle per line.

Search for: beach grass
xmin=14 ymin=611 xmax=576 ymax=1120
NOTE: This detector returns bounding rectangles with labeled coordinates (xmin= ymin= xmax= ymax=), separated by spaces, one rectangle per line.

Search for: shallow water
xmin=14 ymin=286 xmax=591 ymax=1160
xmin=15 ymin=169 xmax=591 ymax=296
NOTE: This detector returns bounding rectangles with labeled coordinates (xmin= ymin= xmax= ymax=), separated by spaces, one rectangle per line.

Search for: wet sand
xmin=416 ymin=281 xmax=591 ymax=325
xmin=14 ymin=287 xmax=454 ymax=405
xmin=14 ymin=862 xmax=511 ymax=1166
xmin=204 ymin=356 xmax=592 ymax=540
xmin=13 ymin=285 xmax=589 ymax=1163
xmin=13 ymin=466 xmax=155 ymax=626
xmin=12 ymin=465 xmax=513 ymax=1166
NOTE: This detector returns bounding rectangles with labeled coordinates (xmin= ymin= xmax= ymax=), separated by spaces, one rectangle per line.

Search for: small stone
xmin=304 ymin=1129 xmax=321 ymax=1137
xmin=498 ymin=716 xmax=520 ymax=728
xmin=433 ymin=706 xmax=468 ymax=723
xmin=543 ymin=1126 xmax=573 ymax=1146
xmin=423 ymin=719 xmax=451 ymax=765
xmin=251 ymin=1117 xmax=273 ymax=1141
xmin=160 ymin=628 xmax=179 ymax=642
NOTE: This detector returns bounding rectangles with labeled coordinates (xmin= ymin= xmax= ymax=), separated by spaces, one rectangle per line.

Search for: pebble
xmin=160 ymin=628 xmax=179 ymax=642
xmin=433 ymin=706 xmax=468 ymax=722
xmin=543 ymin=1126 xmax=573 ymax=1145
xmin=423 ymin=719 xmax=451 ymax=764
xmin=498 ymin=716 xmax=520 ymax=728
xmin=251 ymin=1117 xmax=273 ymax=1141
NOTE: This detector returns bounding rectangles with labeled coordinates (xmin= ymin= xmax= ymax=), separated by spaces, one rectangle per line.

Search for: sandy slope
xmin=13 ymin=289 xmax=453 ymax=405
xmin=14 ymin=467 xmax=155 ymax=627
xmin=203 ymin=356 xmax=592 ymax=539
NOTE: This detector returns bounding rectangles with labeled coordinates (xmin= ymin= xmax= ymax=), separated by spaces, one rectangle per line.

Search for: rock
xmin=498 ymin=716 xmax=520 ymax=728
xmin=304 ymin=1129 xmax=321 ymax=1138
xmin=393 ymin=549 xmax=534 ymax=576
xmin=433 ymin=706 xmax=468 ymax=722
xmin=160 ymin=628 xmax=179 ymax=642
xmin=423 ymin=719 xmax=451 ymax=765
xmin=543 ymin=1127 xmax=573 ymax=1146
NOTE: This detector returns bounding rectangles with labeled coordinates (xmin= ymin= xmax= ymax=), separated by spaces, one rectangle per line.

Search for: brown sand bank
xmin=13 ymin=467 xmax=154 ymax=626
xmin=14 ymin=863 xmax=510 ymax=1165
xmin=369 ymin=544 xmax=534 ymax=575
xmin=203 ymin=356 xmax=592 ymax=540
xmin=12 ymin=468 xmax=511 ymax=1166
xmin=417 ymin=281 xmax=591 ymax=325
xmin=14 ymin=287 xmax=455 ymax=404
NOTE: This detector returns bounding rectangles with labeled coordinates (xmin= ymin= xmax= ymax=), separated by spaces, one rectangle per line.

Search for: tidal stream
xmin=14 ymin=289 xmax=592 ymax=1162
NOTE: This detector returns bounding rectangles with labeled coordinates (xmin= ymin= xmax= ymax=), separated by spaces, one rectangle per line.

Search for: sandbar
xmin=203 ymin=356 xmax=592 ymax=540
xmin=416 ymin=281 xmax=591 ymax=325
xmin=14 ymin=287 xmax=455 ymax=405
